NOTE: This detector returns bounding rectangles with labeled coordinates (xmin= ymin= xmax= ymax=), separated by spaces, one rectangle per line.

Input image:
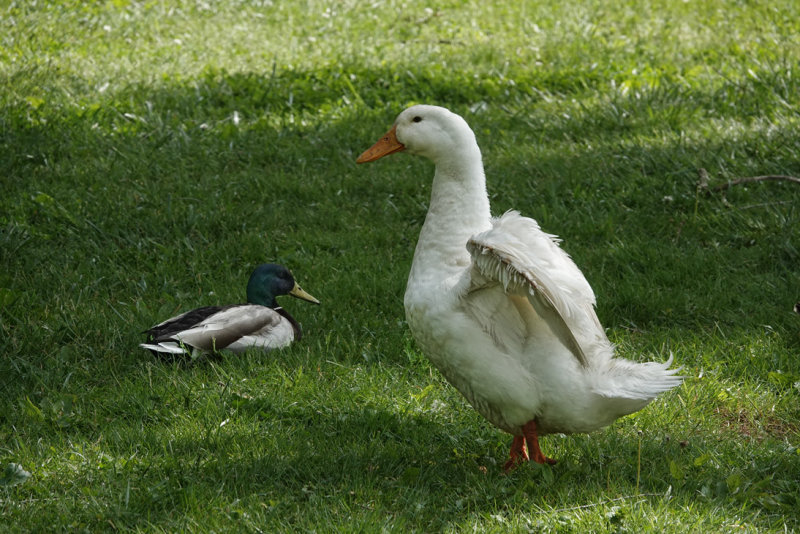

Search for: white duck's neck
xmin=408 ymin=149 xmax=492 ymax=290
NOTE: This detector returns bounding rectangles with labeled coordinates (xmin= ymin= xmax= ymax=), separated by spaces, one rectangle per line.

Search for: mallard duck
xmin=140 ymin=263 xmax=319 ymax=357
xmin=357 ymin=105 xmax=682 ymax=470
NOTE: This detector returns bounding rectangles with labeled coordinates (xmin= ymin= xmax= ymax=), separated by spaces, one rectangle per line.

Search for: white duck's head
xmin=357 ymin=105 xmax=480 ymax=165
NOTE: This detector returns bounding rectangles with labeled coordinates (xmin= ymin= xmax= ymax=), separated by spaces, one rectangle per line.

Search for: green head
xmin=245 ymin=264 xmax=320 ymax=308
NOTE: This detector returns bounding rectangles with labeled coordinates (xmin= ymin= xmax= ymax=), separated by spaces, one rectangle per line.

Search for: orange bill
xmin=356 ymin=125 xmax=405 ymax=163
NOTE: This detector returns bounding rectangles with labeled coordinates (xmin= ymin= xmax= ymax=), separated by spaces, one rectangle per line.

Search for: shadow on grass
xmin=3 ymin=64 xmax=797 ymax=360
xmin=105 ymin=396 xmax=798 ymax=530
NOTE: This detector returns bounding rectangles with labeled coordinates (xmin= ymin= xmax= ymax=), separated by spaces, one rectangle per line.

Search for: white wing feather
xmin=466 ymin=210 xmax=613 ymax=367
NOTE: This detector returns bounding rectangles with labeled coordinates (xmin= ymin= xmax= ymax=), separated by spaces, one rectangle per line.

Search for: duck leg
xmin=522 ymin=419 xmax=557 ymax=465
xmin=503 ymin=420 xmax=556 ymax=471
xmin=503 ymin=435 xmax=529 ymax=472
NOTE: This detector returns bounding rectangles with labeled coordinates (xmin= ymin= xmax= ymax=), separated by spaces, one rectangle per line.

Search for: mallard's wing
xmin=142 ymin=304 xmax=283 ymax=353
xmin=144 ymin=306 xmax=223 ymax=339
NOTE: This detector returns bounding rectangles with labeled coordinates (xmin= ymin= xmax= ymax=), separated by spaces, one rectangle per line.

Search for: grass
xmin=1 ymin=0 xmax=799 ymax=531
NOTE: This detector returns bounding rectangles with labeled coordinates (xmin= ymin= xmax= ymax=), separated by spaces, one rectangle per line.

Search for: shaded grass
xmin=1 ymin=0 xmax=799 ymax=531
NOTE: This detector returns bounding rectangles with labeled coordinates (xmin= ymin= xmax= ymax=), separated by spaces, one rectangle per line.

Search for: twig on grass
xmin=712 ymin=174 xmax=800 ymax=191
xmin=697 ymin=168 xmax=800 ymax=193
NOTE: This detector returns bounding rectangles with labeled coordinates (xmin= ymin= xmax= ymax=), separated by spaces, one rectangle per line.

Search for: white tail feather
xmin=139 ymin=342 xmax=187 ymax=355
xmin=594 ymin=352 xmax=683 ymax=402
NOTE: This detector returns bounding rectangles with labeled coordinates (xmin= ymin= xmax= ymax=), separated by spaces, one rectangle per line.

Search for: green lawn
xmin=2 ymin=0 xmax=799 ymax=531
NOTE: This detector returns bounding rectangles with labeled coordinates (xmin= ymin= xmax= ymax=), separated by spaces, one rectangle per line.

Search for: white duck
xmin=141 ymin=264 xmax=319 ymax=357
xmin=357 ymin=105 xmax=682 ymax=470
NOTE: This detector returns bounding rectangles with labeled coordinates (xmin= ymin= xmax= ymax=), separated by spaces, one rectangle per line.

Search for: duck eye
xmin=412 ymin=116 xmax=422 ymax=123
